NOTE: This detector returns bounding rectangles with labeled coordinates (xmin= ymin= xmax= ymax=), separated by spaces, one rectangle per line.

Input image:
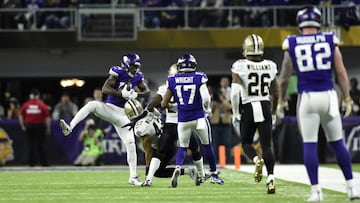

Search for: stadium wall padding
xmin=0 ymin=117 xmax=359 ymax=166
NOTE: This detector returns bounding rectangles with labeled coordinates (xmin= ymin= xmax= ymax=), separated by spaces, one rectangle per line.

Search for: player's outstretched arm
xmin=136 ymin=80 xmax=151 ymax=98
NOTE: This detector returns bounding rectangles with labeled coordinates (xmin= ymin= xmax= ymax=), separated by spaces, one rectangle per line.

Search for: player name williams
xmin=175 ymin=77 xmax=194 ymax=83
xmin=247 ymin=64 xmax=271 ymax=70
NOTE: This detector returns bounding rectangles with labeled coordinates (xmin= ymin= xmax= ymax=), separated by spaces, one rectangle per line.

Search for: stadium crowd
xmin=0 ymin=4 xmax=360 ymax=201
xmin=0 ymin=0 xmax=359 ymax=30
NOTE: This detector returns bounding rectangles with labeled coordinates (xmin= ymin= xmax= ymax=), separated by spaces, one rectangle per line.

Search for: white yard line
xmin=227 ymin=164 xmax=360 ymax=193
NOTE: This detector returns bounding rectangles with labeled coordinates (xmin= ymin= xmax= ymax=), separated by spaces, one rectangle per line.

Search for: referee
xmin=19 ymin=88 xmax=51 ymax=167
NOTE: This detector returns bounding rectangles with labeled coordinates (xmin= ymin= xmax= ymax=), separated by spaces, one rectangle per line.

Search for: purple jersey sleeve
xmin=285 ymin=32 xmax=337 ymax=93
xmin=167 ymin=72 xmax=207 ymax=122
xmin=106 ymin=66 xmax=144 ymax=108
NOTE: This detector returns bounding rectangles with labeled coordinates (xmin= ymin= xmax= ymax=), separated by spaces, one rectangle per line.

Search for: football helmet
xmin=122 ymin=53 xmax=141 ymax=77
xmin=124 ymin=99 xmax=144 ymax=120
xmin=296 ymin=6 xmax=321 ymax=29
xmin=242 ymin=34 xmax=264 ymax=57
xmin=168 ymin=64 xmax=178 ymax=76
xmin=177 ymin=54 xmax=197 ymax=72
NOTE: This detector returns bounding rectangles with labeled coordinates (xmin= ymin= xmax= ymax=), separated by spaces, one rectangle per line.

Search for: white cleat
xmin=307 ymin=190 xmax=323 ymax=202
xmin=347 ymin=187 xmax=360 ymax=200
xmin=128 ymin=176 xmax=142 ymax=186
xmin=171 ymin=167 xmax=181 ymax=188
xmin=59 ymin=119 xmax=72 ymax=136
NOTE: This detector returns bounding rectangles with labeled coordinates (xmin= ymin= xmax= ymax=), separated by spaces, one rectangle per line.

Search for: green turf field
xmin=0 ymin=166 xmax=353 ymax=203
xmin=322 ymin=163 xmax=360 ymax=172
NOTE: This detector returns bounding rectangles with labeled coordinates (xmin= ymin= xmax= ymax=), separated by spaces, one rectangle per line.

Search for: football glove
xmin=121 ymin=85 xmax=132 ymax=99
xmin=204 ymin=106 xmax=212 ymax=117
xmin=128 ymin=90 xmax=138 ymax=100
xmin=276 ymin=99 xmax=289 ymax=120
xmin=232 ymin=114 xmax=241 ymax=126
xmin=167 ymin=102 xmax=178 ymax=112
xmin=343 ymin=96 xmax=353 ymax=117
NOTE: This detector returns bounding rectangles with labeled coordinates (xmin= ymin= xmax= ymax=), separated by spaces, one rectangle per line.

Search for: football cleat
xmin=307 ymin=189 xmax=323 ymax=202
xmin=203 ymin=170 xmax=221 ymax=182
xmin=210 ymin=172 xmax=224 ymax=185
xmin=266 ymin=179 xmax=276 ymax=194
xmin=141 ymin=179 xmax=152 ymax=187
xmin=59 ymin=119 xmax=72 ymax=136
xmin=194 ymin=172 xmax=204 ymax=186
xmin=128 ymin=176 xmax=142 ymax=186
xmin=171 ymin=168 xmax=181 ymax=188
xmin=254 ymin=158 xmax=264 ymax=183
xmin=347 ymin=187 xmax=360 ymax=200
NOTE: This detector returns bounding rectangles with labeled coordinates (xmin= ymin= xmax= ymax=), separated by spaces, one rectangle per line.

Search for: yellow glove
xmin=276 ymin=99 xmax=289 ymax=120
xmin=343 ymin=96 xmax=353 ymax=117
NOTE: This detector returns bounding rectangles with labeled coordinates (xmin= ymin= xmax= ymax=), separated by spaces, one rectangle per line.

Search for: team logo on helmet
xmin=296 ymin=6 xmax=322 ymax=29
xmin=122 ymin=53 xmax=141 ymax=77
xmin=242 ymin=34 xmax=264 ymax=57
xmin=124 ymin=99 xmax=144 ymax=120
xmin=177 ymin=54 xmax=197 ymax=72
xmin=0 ymin=128 xmax=14 ymax=166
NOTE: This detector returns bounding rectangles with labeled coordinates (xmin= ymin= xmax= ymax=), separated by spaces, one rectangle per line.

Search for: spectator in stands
xmin=350 ymin=77 xmax=360 ymax=115
xmin=160 ymin=0 xmax=184 ymax=28
xmin=1 ymin=0 xmax=22 ymax=29
xmin=15 ymin=0 xmax=45 ymax=30
xmin=243 ymin=0 xmax=271 ymax=27
xmin=73 ymin=118 xmax=104 ymax=166
xmin=19 ymin=88 xmax=51 ymax=167
xmin=40 ymin=0 xmax=65 ymax=30
xmin=269 ymin=0 xmax=292 ymax=26
xmin=7 ymin=97 xmax=19 ymax=119
xmin=140 ymin=0 xmax=163 ymax=29
xmin=85 ymin=88 xmax=105 ymax=129
xmin=198 ymin=0 xmax=225 ymax=27
xmin=209 ymin=85 xmax=233 ymax=164
xmin=0 ymin=103 xmax=4 ymax=119
xmin=334 ymin=0 xmax=360 ymax=30
xmin=52 ymin=91 xmax=78 ymax=120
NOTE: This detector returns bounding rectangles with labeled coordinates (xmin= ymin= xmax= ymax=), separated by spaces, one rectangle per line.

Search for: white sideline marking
xmin=227 ymin=164 xmax=360 ymax=193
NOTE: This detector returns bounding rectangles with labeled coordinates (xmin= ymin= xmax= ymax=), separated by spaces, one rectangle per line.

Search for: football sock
xmin=346 ymin=179 xmax=354 ymax=188
xmin=125 ymin=142 xmax=137 ymax=178
xmin=303 ymin=142 xmax=319 ymax=185
xmin=266 ymin=174 xmax=275 ymax=183
xmin=329 ymin=140 xmax=353 ymax=180
xmin=253 ymin=156 xmax=259 ymax=163
xmin=203 ymin=144 xmax=217 ymax=172
xmin=147 ymin=157 xmax=161 ymax=180
xmin=311 ymin=184 xmax=321 ymax=192
xmin=193 ymin=157 xmax=205 ymax=177
xmin=175 ymin=147 xmax=187 ymax=166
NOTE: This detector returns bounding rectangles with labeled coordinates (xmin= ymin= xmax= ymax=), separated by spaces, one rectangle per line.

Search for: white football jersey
xmin=231 ymin=59 xmax=278 ymax=104
xmin=156 ymin=84 xmax=177 ymax=124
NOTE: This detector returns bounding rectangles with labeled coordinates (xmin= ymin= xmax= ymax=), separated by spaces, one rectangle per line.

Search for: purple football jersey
xmin=105 ymin=66 xmax=144 ymax=108
xmin=167 ymin=72 xmax=208 ymax=122
xmin=283 ymin=32 xmax=339 ymax=93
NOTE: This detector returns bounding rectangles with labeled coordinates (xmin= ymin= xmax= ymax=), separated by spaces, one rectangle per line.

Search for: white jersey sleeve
xmin=156 ymin=84 xmax=167 ymax=98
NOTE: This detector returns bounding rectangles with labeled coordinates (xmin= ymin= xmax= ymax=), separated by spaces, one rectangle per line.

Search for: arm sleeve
xmin=231 ymin=83 xmax=241 ymax=115
xmin=199 ymin=84 xmax=211 ymax=108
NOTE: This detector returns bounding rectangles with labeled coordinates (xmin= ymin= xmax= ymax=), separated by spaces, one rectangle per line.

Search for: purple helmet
xmin=122 ymin=53 xmax=141 ymax=76
xmin=296 ymin=6 xmax=322 ymax=29
xmin=176 ymin=54 xmax=197 ymax=72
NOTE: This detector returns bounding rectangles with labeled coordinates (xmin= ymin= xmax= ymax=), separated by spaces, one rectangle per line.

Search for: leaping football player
xmin=60 ymin=53 xmax=150 ymax=186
